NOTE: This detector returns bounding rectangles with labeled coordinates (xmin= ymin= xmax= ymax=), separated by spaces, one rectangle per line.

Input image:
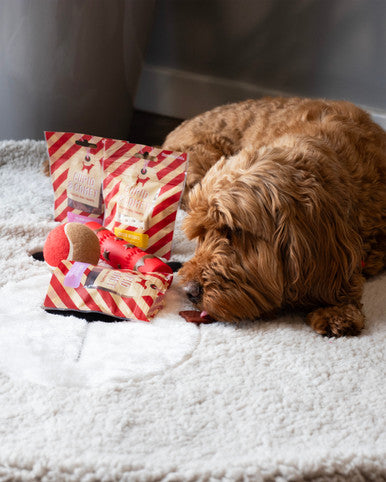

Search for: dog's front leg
xmin=306 ymin=303 xmax=365 ymax=337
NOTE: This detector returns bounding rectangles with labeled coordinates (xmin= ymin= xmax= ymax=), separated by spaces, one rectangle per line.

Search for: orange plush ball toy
xmin=43 ymin=222 xmax=101 ymax=268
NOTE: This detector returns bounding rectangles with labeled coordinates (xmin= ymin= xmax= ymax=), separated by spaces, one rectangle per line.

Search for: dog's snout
xmin=183 ymin=281 xmax=203 ymax=304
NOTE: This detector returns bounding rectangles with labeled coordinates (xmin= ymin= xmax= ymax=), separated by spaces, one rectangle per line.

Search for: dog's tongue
xmin=178 ymin=310 xmax=215 ymax=324
xmin=199 ymin=310 xmax=216 ymax=322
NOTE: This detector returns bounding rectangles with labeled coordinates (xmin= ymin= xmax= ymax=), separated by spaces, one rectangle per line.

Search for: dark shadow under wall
xmin=128 ymin=109 xmax=183 ymax=146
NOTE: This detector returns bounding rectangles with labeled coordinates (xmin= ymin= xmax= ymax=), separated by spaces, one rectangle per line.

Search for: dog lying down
xmin=163 ymin=97 xmax=386 ymax=336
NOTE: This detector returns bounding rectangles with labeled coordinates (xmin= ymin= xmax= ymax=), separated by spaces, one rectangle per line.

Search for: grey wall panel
xmin=135 ymin=0 xmax=386 ymax=122
xmin=0 ymin=0 xmax=155 ymax=140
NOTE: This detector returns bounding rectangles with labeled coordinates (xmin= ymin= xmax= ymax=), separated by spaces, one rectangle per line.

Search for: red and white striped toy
xmin=43 ymin=260 xmax=172 ymax=322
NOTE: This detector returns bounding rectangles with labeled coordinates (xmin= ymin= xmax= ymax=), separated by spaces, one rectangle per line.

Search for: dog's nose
xmin=183 ymin=281 xmax=203 ymax=304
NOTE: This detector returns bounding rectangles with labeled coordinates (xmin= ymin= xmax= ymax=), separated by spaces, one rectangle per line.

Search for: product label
xmin=85 ymin=266 xmax=163 ymax=297
xmin=67 ymin=152 xmax=103 ymax=212
xmin=114 ymin=228 xmax=149 ymax=249
xmin=116 ymin=180 xmax=161 ymax=230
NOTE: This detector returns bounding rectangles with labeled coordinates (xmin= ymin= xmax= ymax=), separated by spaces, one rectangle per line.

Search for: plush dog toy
xmin=43 ymin=222 xmax=100 ymax=268
xmin=85 ymin=222 xmax=173 ymax=275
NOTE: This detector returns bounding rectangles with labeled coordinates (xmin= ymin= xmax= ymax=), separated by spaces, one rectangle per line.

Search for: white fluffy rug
xmin=0 ymin=140 xmax=385 ymax=481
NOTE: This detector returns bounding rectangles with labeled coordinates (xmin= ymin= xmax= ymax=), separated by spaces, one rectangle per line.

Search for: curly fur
xmin=163 ymin=97 xmax=386 ymax=336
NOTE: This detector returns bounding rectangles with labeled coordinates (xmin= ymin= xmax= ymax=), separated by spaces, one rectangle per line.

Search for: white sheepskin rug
xmin=0 ymin=140 xmax=385 ymax=481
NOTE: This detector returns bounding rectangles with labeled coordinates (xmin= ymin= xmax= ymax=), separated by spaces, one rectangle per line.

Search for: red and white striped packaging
xmin=43 ymin=260 xmax=172 ymax=322
xmin=102 ymin=139 xmax=188 ymax=260
xmin=45 ymin=132 xmax=105 ymax=224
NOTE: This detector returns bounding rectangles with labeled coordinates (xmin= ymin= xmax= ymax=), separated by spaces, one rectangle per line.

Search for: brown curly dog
xmin=163 ymin=97 xmax=386 ymax=336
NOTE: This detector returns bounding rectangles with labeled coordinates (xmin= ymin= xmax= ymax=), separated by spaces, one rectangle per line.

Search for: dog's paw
xmin=307 ymin=304 xmax=365 ymax=337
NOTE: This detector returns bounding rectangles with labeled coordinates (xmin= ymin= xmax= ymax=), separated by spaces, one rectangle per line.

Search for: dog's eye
xmin=222 ymin=227 xmax=232 ymax=241
xmin=223 ymin=227 xmax=242 ymax=241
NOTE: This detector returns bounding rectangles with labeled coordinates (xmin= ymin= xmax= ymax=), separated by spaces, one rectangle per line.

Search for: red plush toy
xmin=43 ymin=222 xmax=100 ymax=268
xmin=85 ymin=222 xmax=173 ymax=275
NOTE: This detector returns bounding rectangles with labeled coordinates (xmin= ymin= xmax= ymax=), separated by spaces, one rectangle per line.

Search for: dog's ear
xmin=183 ymin=192 xmax=233 ymax=240
xmin=185 ymin=153 xmax=286 ymax=239
xmin=183 ymin=156 xmax=236 ymax=239
xmin=184 ymin=153 xmax=287 ymax=240
xmin=274 ymin=181 xmax=362 ymax=304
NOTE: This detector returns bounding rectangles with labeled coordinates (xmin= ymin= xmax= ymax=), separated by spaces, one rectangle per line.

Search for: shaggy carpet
xmin=0 ymin=140 xmax=385 ymax=481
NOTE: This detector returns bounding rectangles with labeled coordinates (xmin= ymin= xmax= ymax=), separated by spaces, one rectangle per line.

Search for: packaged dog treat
xmin=102 ymin=139 xmax=188 ymax=260
xmin=45 ymin=132 xmax=105 ymax=224
xmin=43 ymin=260 xmax=172 ymax=322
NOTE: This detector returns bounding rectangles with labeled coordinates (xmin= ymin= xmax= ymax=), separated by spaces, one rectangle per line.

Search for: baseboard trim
xmin=134 ymin=64 xmax=291 ymax=119
xmin=367 ymin=109 xmax=386 ymax=129
xmin=135 ymin=64 xmax=386 ymax=128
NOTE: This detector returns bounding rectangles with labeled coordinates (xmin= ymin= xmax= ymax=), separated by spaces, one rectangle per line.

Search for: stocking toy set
xmin=42 ymin=132 xmax=187 ymax=322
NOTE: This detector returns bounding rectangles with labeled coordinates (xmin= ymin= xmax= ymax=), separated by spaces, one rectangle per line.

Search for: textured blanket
xmin=0 ymin=140 xmax=385 ymax=481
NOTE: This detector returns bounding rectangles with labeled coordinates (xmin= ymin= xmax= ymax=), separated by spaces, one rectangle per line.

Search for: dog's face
xmin=179 ymin=150 xmax=286 ymax=321
xmin=179 ymin=146 xmax=362 ymax=321
xmin=179 ymin=225 xmax=284 ymax=321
